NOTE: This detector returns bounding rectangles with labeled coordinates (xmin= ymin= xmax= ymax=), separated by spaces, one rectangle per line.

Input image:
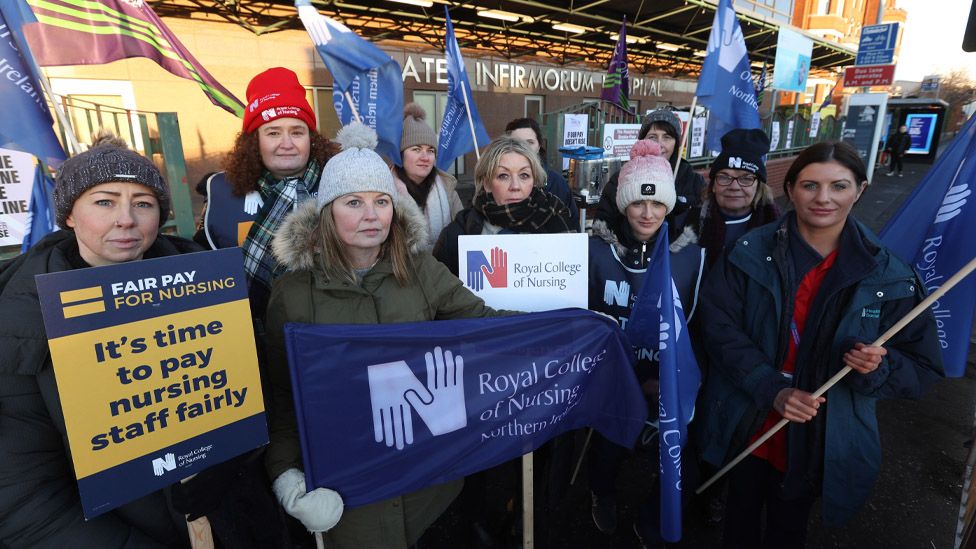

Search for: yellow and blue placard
xmin=35 ymin=248 xmax=267 ymax=519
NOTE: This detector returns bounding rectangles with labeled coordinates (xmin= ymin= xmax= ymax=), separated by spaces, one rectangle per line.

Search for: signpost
xmin=844 ymin=65 xmax=896 ymax=87
xmin=855 ymin=23 xmax=900 ymax=66
xmin=842 ymin=92 xmax=889 ymax=182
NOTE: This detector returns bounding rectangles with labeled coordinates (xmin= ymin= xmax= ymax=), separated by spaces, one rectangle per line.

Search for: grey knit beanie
xmin=54 ymin=136 xmax=170 ymax=228
xmin=400 ymin=103 xmax=437 ymax=151
xmin=638 ymin=109 xmax=682 ymax=140
xmin=317 ymin=122 xmax=397 ymax=209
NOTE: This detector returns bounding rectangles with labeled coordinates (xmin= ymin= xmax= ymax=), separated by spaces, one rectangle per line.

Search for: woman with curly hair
xmin=197 ymin=67 xmax=339 ymax=314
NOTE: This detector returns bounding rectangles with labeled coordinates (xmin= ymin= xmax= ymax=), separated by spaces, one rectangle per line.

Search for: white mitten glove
xmin=272 ymin=468 xmax=343 ymax=532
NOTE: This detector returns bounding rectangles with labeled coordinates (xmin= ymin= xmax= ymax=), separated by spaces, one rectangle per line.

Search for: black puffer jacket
xmin=0 ymin=231 xmax=196 ymax=548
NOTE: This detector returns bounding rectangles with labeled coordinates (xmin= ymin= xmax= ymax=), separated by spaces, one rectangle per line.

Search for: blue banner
xmin=296 ymin=0 xmax=403 ymax=164
xmin=0 ymin=1 xmax=67 ymax=169
xmin=436 ymin=8 xmax=490 ymax=172
xmin=696 ymin=0 xmax=761 ymax=153
xmin=625 ymin=222 xmax=701 ymax=542
xmin=880 ymin=114 xmax=976 ymax=378
xmin=284 ymin=308 xmax=647 ymax=507
xmin=21 ymin=159 xmax=56 ymax=251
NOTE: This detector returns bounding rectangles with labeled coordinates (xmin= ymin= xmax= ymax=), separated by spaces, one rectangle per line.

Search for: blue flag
xmin=625 ymin=222 xmax=701 ymax=542
xmin=600 ymin=18 xmax=632 ymax=114
xmin=436 ymin=8 xmax=489 ymax=172
xmin=296 ymin=0 xmax=403 ymax=164
xmin=696 ymin=0 xmax=761 ymax=153
xmin=284 ymin=309 xmax=647 ymax=507
xmin=22 ymin=161 xmax=57 ymax=252
xmin=880 ymin=114 xmax=976 ymax=378
xmin=1 ymin=1 xmax=65 ymax=249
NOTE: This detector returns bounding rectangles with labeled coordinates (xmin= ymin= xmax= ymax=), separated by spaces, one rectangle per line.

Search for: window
xmin=305 ymin=87 xmax=341 ymax=140
xmin=525 ymin=95 xmax=544 ymax=118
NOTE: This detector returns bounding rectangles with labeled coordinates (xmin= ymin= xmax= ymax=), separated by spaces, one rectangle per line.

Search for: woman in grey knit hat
xmin=263 ymin=121 xmax=506 ymax=549
xmin=391 ymin=103 xmax=464 ymax=251
xmin=0 ymin=134 xmax=197 ymax=547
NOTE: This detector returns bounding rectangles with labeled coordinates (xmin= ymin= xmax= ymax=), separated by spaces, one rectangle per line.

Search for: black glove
xmin=170 ymin=457 xmax=244 ymax=521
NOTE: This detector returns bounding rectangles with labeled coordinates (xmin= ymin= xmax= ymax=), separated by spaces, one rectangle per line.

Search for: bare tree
xmin=937 ymin=69 xmax=976 ymax=133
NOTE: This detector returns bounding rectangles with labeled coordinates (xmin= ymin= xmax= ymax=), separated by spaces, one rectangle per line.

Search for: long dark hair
xmin=783 ymin=141 xmax=868 ymax=200
xmin=504 ymin=117 xmax=549 ymax=164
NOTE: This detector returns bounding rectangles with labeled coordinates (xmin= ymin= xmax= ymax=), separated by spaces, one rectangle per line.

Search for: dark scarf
xmin=776 ymin=214 xmax=868 ymax=500
xmin=395 ymin=165 xmax=435 ymax=210
xmin=698 ymin=198 xmax=780 ymax=269
xmin=473 ymin=187 xmax=574 ymax=234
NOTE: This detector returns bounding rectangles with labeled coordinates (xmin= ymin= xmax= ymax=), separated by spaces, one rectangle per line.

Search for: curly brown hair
xmin=222 ymin=130 xmax=339 ymax=197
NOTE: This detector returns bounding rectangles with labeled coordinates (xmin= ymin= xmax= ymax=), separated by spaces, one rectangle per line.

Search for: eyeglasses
xmin=714 ymin=173 xmax=758 ymax=187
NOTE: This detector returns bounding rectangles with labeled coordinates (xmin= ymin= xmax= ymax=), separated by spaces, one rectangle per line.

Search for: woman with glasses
xmin=670 ymin=128 xmax=780 ymax=270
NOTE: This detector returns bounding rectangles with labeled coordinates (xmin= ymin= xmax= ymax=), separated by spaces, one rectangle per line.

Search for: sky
xmin=895 ymin=0 xmax=975 ymax=81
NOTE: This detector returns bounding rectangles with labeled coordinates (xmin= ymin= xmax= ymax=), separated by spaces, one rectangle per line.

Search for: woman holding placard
xmin=696 ymin=141 xmax=943 ymax=547
xmin=262 ymin=122 xmax=505 ymax=549
xmin=0 ymin=134 xmax=195 ymax=546
xmin=586 ymin=138 xmax=705 ymax=544
xmin=433 ymin=136 xmax=575 ymax=276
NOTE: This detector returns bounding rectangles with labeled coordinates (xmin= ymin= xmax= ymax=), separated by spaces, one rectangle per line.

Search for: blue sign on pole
xmin=855 ymin=23 xmax=900 ymax=66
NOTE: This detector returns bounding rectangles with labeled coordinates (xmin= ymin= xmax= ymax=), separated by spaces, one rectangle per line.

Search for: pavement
xmin=422 ymin=155 xmax=976 ymax=549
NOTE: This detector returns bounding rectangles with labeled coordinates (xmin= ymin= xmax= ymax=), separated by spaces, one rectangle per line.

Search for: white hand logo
xmin=243 ymin=190 xmax=264 ymax=215
xmin=404 ymin=347 xmax=467 ymax=435
xmin=366 ymin=347 xmax=468 ymax=451
xmin=367 ymin=360 xmax=428 ymax=450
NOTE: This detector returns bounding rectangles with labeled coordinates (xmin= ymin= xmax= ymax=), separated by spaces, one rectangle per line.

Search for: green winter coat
xmin=264 ymin=199 xmax=504 ymax=549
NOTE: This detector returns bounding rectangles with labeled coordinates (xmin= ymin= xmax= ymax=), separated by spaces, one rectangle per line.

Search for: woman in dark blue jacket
xmin=586 ymin=139 xmax=705 ymax=545
xmin=697 ymin=141 xmax=944 ymax=548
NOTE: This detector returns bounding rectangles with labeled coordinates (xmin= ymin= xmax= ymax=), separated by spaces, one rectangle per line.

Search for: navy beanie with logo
xmin=709 ymin=128 xmax=771 ymax=183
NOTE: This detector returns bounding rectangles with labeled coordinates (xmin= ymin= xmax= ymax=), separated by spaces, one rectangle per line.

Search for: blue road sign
xmin=855 ymin=23 xmax=899 ymax=66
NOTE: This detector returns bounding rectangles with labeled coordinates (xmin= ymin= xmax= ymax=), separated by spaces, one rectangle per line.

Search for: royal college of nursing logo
xmin=464 ymin=247 xmax=508 ymax=292
xmin=366 ymin=347 xmax=468 ymax=451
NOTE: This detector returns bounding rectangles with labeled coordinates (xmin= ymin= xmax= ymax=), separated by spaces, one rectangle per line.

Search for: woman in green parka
xmin=263 ymin=122 xmax=504 ymax=549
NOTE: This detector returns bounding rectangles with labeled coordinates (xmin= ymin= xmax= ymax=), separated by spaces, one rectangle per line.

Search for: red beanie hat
xmin=242 ymin=67 xmax=317 ymax=134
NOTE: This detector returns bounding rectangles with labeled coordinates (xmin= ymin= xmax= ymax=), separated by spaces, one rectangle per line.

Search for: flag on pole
xmin=436 ymin=7 xmax=489 ymax=172
xmin=816 ymin=83 xmax=836 ymax=112
xmin=696 ymin=0 xmax=761 ymax=153
xmin=296 ymin=0 xmax=403 ymax=164
xmin=22 ymin=0 xmax=243 ymax=116
xmin=1 ymin=1 xmax=65 ymax=249
xmin=879 ymin=114 xmax=976 ymax=378
xmin=22 ymin=162 xmax=57 ymax=252
xmin=601 ymin=17 xmax=632 ymax=114
xmin=755 ymin=61 xmax=768 ymax=106
xmin=625 ymin=222 xmax=701 ymax=542
xmin=0 ymin=1 xmax=67 ymax=168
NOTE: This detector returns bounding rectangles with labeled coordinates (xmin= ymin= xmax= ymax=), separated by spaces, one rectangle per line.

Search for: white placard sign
xmin=690 ymin=116 xmax=707 ymax=158
xmin=769 ymin=122 xmax=781 ymax=152
xmin=601 ymin=123 xmax=642 ymax=160
xmin=785 ymin=120 xmax=795 ymax=149
xmin=0 ymin=148 xmax=38 ymax=247
xmin=562 ymin=114 xmax=589 ymax=170
xmin=809 ymin=112 xmax=821 ymax=138
xmin=457 ymin=233 xmax=588 ymax=311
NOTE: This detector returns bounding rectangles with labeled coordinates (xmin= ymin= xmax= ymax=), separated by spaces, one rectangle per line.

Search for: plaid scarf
xmin=473 ymin=187 xmax=574 ymax=234
xmin=242 ymin=161 xmax=321 ymax=310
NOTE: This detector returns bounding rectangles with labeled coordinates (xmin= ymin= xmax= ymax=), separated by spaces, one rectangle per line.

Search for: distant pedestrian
xmin=887 ymin=125 xmax=911 ymax=177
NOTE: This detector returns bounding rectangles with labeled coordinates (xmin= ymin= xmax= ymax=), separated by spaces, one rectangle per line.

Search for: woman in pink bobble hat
xmin=586 ymin=138 xmax=706 ymax=546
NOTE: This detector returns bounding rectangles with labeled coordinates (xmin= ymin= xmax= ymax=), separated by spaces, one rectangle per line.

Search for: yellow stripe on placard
xmin=47 ymin=299 xmax=264 ymax=479
xmin=60 ymin=285 xmax=103 ymax=304
xmin=63 ymin=300 xmax=107 ymax=318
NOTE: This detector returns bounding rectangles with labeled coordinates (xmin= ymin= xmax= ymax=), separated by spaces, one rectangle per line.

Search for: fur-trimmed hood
xmin=590 ymin=218 xmax=630 ymax=258
xmin=271 ymin=195 xmax=430 ymax=271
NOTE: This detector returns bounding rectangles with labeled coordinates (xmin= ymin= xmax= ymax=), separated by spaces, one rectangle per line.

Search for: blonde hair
xmin=314 ymin=202 xmax=413 ymax=286
xmin=473 ymin=136 xmax=547 ymax=194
